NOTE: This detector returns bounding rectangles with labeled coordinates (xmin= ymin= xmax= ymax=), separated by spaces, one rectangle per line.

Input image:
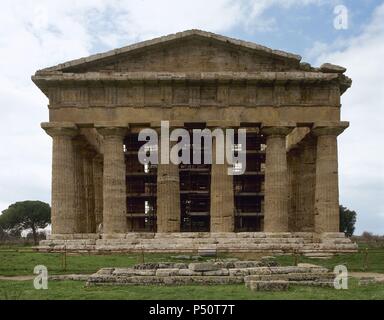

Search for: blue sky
xmin=0 ymin=0 xmax=383 ymax=234
xmin=225 ymin=1 xmax=379 ymax=59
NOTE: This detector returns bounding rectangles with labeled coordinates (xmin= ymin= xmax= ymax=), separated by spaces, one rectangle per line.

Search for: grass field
xmin=0 ymin=278 xmax=384 ymax=300
xmin=0 ymin=244 xmax=383 ymax=300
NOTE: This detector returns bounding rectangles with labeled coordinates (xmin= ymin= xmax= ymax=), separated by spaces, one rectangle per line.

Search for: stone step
xmin=38 ymin=233 xmax=358 ymax=254
xmin=86 ymin=275 xmax=245 ymax=286
xmin=245 ymin=272 xmax=333 ymax=283
xmin=249 ymin=280 xmax=289 ymax=291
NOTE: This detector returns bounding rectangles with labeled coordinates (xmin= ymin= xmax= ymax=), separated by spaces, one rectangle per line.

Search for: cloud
xmin=305 ymin=3 xmax=384 ymax=234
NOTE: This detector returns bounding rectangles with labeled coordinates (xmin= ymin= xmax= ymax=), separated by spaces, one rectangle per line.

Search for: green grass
xmin=274 ymin=250 xmax=384 ymax=273
xmin=0 ymin=243 xmax=384 ymax=300
xmin=1 ymin=245 xmax=384 ymax=276
xmin=0 ymin=278 xmax=383 ymax=300
xmin=0 ymin=250 xmax=209 ymax=276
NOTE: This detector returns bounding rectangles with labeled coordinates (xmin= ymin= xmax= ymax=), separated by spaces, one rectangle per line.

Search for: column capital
xmin=95 ymin=122 xmax=128 ymax=137
xmin=312 ymin=121 xmax=349 ymax=136
xmin=72 ymin=135 xmax=87 ymax=148
xmin=41 ymin=122 xmax=78 ymax=137
xmin=261 ymin=122 xmax=295 ymax=137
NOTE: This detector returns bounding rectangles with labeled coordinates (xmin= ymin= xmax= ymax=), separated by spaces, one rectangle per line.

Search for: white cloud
xmin=306 ymin=3 xmax=384 ymax=234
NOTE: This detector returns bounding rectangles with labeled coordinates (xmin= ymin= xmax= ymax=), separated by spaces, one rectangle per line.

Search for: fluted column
xmin=41 ymin=122 xmax=78 ymax=234
xmin=82 ymin=147 xmax=97 ymax=233
xmin=93 ymin=154 xmax=103 ymax=231
xmin=72 ymin=138 xmax=86 ymax=233
xmin=312 ymin=121 xmax=349 ymax=233
xmin=96 ymin=125 xmax=127 ymax=236
xmin=210 ymin=131 xmax=234 ymax=232
xmin=156 ymin=136 xmax=181 ymax=233
xmin=261 ymin=123 xmax=294 ymax=232
xmin=287 ymin=146 xmax=301 ymax=232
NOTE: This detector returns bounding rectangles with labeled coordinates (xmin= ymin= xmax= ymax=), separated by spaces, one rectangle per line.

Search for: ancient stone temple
xmin=33 ymin=30 xmax=357 ymax=253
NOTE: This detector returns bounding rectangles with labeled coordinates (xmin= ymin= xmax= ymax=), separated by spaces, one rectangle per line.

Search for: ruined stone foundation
xmin=39 ymin=232 xmax=357 ymax=254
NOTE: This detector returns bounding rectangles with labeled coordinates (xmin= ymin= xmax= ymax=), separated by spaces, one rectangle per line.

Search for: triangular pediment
xmin=36 ymin=30 xmax=304 ymax=74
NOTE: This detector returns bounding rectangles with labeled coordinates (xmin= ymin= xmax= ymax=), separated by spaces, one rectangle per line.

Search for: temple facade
xmin=33 ymin=30 xmax=357 ymax=253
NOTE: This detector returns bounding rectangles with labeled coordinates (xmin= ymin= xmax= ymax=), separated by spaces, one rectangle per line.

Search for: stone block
xmin=234 ymin=261 xmax=262 ymax=268
xmin=158 ymin=263 xmax=177 ymax=269
xmin=189 ymin=262 xmax=220 ymax=272
xmin=178 ymin=269 xmax=202 ymax=276
xmin=289 ymin=280 xmax=334 ymax=287
xmin=229 ymin=268 xmax=250 ymax=276
xmin=214 ymin=261 xmax=236 ymax=269
xmin=247 ymin=267 xmax=272 ymax=275
xmin=96 ymin=268 xmax=115 ymax=275
xmin=203 ymin=269 xmax=229 ymax=276
xmin=50 ymin=234 xmax=74 ymax=240
xmin=113 ymin=268 xmax=156 ymax=276
xmin=102 ymin=233 xmax=127 ymax=239
xmin=245 ymin=274 xmax=289 ymax=282
xmin=156 ymin=268 xmax=180 ymax=277
xmin=210 ymin=232 xmax=237 ymax=238
xmin=249 ymin=280 xmax=289 ymax=291
xmin=297 ymin=263 xmax=322 ymax=268
xmin=321 ymin=232 xmax=346 ymax=239
xmin=133 ymin=263 xmax=159 ymax=270
xmin=197 ymin=246 xmax=217 ymax=256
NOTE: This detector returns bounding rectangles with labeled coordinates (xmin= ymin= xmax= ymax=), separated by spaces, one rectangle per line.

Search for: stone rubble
xmin=85 ymin=259 xmax=337 ymax=291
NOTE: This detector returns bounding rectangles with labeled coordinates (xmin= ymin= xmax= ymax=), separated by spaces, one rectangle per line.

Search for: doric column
xmin=287 ymin=146 xmax=301 ymax=232
xmin=96 ymin=124 xmax=127 ymax=235
xmin=93 ymin=154 xmax=103 ymax=231
xmin=82 ymin=147 xmax=97 ymax=233
xmin=156 ymin=133 xmax=181 ymax=233
xmin=312 ymin=121 xmax=349 ymax=233
xmin=41 ymin=122 xmax=78 ymax=234
xmin=261 ymin=123 xmax=294 ymax=232
xmin=72 ymin=137 xmax=86 ymax=233
xmin=210 ymin=129 xmax=234 ymax=232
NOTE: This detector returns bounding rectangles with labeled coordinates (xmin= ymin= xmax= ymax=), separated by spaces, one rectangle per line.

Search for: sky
xmin=0 ymin=0 xmax=383 ymax=235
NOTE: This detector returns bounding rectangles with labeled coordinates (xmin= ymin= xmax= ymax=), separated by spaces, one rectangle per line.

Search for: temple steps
xmin=38 ymin=232 xmax=357 ymax=254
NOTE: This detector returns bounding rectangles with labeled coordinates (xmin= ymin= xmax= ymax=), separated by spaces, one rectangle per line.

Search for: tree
xmin=0 ymin=201 xmax=51 ymax=244
xmin=0 ymin=226 xmax=7 ymax=241
xmin=339 ymin=205 xmax=357 ymax=237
